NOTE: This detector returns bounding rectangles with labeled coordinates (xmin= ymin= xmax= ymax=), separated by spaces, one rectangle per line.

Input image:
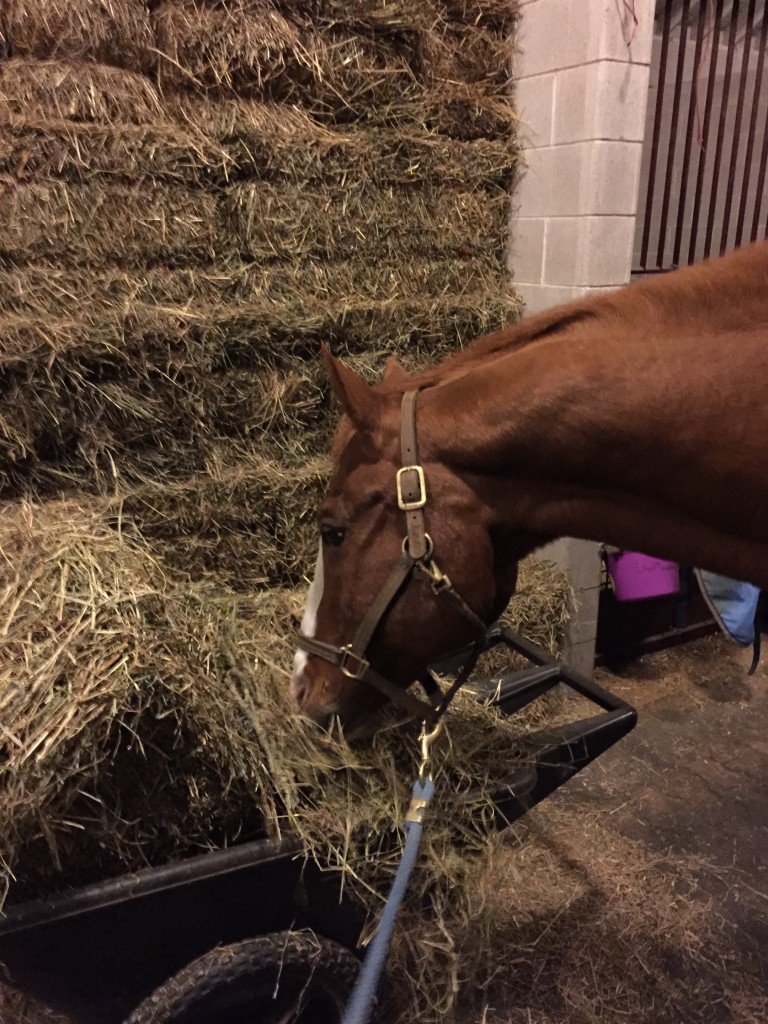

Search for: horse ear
xmin=320 ymin=344 xmax=380 ymax=432
xmin=381 ymin=356 xmax=409 ymax=385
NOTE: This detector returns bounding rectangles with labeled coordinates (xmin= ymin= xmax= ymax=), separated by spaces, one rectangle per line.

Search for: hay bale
xmin=0 ymin=177 xmax=505 ymax=265
xmin=120 ymin=455 xmax=329 ymax=588
xmin=170 ymin=94 xmax=519 ymax=186
xmin=0 ymin=282 xmax=519 ymax=382
xmin=0 ymin=256 xmax=511 ymax=324
xmin=0 ymin=293 xmax=521 ymax=496
xmin=152 ymin=0 xmax=301 ymax=92
xmin=151 ymin=2 xmax=510 ymax=113
xmin=0 ymin=59 xmax=162 ymax=124
xmin=0 ymin=180 xmax=218 ymax=264
xmin=0 ymin=0 xmax=154 ymax=72
xmin=0 ymin=265 xmax=520 ymax=496
xmin=0 ymin=61 xmax=517 ymax=192
xmin=1 ymin=103 xmax=518 ymax=189
xmin=297 ymin=0 xmax=516 ymax=33
xmin=224 ymin=180 xmax=509 ymax=260
xmin=421 ymin=23 xmax=514 ymax=90
xmin=441 ymin=0 xmax=518 ymax=30
xmin=0 ymin=118 xmax=232 ymax=186
xmin=151 ymin=2 xmax=421 ymax=103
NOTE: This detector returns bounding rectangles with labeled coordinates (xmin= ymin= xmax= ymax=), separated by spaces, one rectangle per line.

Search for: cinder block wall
xmin=510 ymin=0 xmax=655 ymax=673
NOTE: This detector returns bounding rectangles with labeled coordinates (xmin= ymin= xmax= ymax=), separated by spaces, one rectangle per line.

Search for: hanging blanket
xmin=695 ymin=569 xmax=762 ymax=673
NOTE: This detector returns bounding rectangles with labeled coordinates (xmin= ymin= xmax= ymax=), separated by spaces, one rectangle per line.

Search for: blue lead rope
xmin=340 ymin=775 xmax=436 ymax=1024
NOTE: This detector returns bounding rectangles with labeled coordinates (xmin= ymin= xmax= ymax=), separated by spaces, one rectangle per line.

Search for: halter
xmin=296 ymin=389 xmax=488 ymax=726
xmin=296 ymin=390 xmax=639 ymax=1024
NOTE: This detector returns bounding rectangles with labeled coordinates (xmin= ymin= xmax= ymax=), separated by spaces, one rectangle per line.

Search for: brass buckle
xmin=339 ymin=645 xmax=370 ymax=680
xmin=396 ymin=465 xmax=427 ymax=511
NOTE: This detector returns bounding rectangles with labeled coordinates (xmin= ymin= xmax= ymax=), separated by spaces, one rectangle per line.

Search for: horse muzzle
xmin=290 ymin=657 xmax=380 ymax=729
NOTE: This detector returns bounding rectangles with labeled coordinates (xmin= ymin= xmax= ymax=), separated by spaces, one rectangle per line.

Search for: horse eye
xmin=320 ymin=524 xmax=346 ymax=547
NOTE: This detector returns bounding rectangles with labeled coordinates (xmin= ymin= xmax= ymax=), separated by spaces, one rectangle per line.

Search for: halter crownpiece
xmin=296 ymin=389 xmax=487 ymax=727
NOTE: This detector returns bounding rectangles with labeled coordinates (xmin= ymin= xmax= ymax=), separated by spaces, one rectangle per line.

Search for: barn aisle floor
xmin=476 ymin=635 xmax=768 ymax=1024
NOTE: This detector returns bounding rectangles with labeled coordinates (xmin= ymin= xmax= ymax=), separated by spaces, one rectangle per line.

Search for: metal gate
xmin=633 ymin=0 xmax=768 ymax=274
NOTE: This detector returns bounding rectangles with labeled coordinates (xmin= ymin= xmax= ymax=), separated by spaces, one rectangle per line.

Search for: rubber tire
xmin=122 ymin=930 xmax=360 ymax=1024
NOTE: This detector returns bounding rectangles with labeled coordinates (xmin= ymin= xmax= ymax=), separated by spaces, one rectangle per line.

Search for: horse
xmin=291 ymin=240 xmax=768 ymax=730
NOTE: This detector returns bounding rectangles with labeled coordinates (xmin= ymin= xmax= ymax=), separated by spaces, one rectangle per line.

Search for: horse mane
xmin=376 ymin=239 xmax=768 ymax=394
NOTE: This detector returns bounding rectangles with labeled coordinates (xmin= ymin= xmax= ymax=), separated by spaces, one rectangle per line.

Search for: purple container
xmin=605 ymin=551 xmax=680 ymax=602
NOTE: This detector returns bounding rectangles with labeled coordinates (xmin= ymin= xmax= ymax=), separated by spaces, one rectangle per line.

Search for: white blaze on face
xmin=292 ymin=544 xmax=324 ymax=680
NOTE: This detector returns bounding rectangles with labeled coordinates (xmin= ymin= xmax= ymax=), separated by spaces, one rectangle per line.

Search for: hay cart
xmin=0 ymin=629 xmax=635 ymax=1024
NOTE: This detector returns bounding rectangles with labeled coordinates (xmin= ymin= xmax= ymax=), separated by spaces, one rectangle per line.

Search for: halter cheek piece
xmin=296 ymin=389 xmax=487 ymax=726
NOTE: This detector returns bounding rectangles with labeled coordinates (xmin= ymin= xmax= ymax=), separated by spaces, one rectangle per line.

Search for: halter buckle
xmin=396 ymin=465 xmax=427 ymax=511
xmin=339 ymin=645 xmax=370 ymax=680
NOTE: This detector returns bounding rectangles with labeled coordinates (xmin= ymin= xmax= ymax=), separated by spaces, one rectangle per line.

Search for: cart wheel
xmin=123 ymin=930 xmax=359 ymax=1024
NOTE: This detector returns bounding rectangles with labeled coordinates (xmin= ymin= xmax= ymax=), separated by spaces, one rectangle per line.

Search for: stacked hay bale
xmin=0 ymin=2 xmax=561 ymax=1021
xmin=0 ymin=0 xmax=521 ymax=581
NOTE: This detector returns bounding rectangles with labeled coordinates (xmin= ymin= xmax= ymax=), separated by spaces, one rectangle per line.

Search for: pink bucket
xmin=604 ymin=551 xmax=680 ymax=602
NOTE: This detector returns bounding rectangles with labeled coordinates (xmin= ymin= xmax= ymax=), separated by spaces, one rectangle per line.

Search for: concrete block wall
xmin=510 ymin=0 xmax=655 ymax=673
xmin=511 ymin=0 xmax=654 ymax=313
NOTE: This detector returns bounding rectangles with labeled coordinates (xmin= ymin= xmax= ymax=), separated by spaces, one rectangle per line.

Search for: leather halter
xmin=296 ymin=389 xmax=487 ymax=726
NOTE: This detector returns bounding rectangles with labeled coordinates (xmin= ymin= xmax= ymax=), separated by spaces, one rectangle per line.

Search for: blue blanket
xmin=695 ymin=570 xmax=761 ymax=645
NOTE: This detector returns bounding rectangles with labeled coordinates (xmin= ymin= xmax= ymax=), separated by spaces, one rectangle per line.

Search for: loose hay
xmin=0 ymin=500 xmax=569 ymax=1024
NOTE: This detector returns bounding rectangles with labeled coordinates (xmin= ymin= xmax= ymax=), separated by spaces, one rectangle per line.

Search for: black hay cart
xmin=0 ymin=628 xmax=636 ymax=1024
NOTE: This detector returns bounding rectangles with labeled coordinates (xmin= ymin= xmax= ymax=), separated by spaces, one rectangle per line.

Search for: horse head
xmin=289 ymin=348 xmax=524 ymax=731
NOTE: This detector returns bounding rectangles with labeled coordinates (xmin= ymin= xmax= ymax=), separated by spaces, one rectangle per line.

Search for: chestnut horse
xmin=291 ymin=241 xmax=768 ymax=729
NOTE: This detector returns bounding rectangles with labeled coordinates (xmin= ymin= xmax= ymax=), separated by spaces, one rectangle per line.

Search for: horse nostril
xmin=290 ymin=673 xmax=310 ymax=707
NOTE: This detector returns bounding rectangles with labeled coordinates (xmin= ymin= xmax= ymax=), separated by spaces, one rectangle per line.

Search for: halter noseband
xmin=296 ymin=389 xmax=487 ymax=726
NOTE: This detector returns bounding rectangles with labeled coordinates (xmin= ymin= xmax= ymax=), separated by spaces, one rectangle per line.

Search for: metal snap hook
xmin=417 ymin=719 xmax=443 ymax=781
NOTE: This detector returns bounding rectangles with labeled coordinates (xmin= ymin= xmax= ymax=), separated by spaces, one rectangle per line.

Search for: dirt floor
xmin=472 ymin=633 xmax=768 ymax=1023
xmin=3 ymin=635 xmax=767 ymax=1023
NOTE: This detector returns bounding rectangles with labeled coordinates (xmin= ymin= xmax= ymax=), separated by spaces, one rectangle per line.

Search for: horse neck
xmin=419 ymin=319 xmax=768 ymax=586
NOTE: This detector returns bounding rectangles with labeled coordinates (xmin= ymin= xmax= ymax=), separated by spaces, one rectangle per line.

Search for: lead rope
xmin=304 ymin=386 xmax=487 ymax=1019
xmin=340 ymin=722 xmax=442 ymax=1024
xmin=339 ymin=631 xmax=483 ymax=1023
